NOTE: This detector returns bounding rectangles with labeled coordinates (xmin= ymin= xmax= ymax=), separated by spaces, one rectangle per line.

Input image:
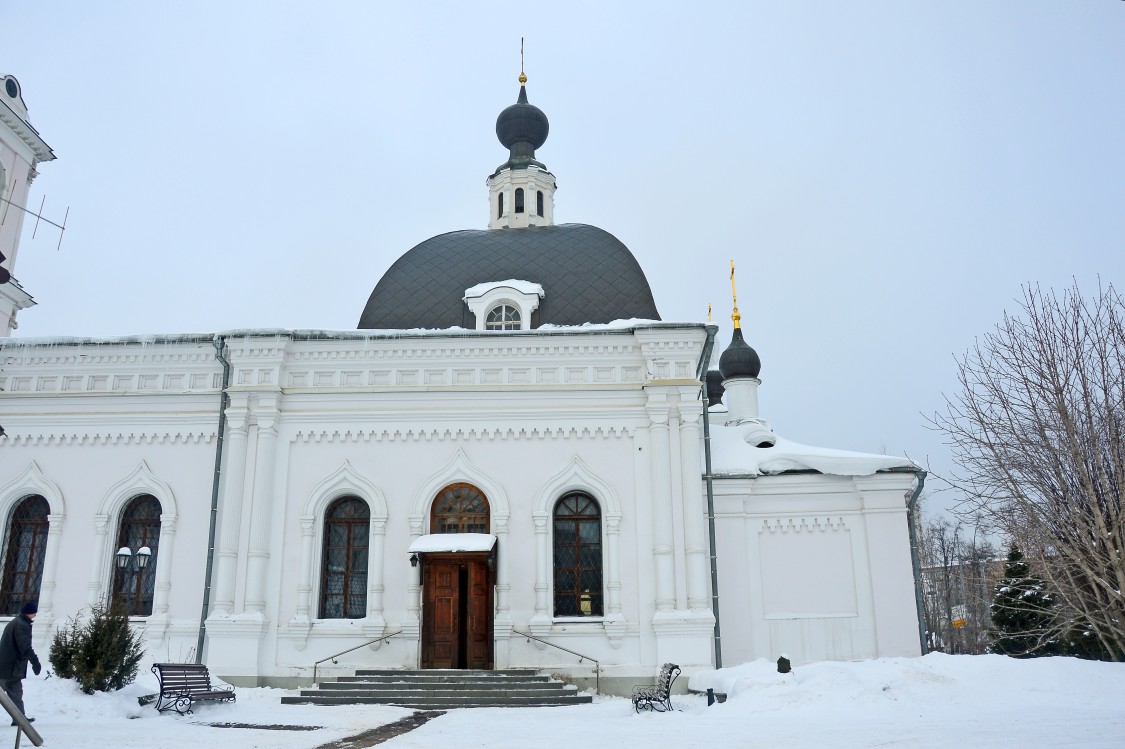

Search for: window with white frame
xmin=319 ymin=497 xmax=370 ymax=619
xmin=112 ymin=495 xmax=161 ymax=617
xmin=0 ymin=495 xmax=48 ymax=616
xmin=552 ymin=493 xmax=603 ymax=617
xmin=464 ymin=280 xmax=544 ymax=331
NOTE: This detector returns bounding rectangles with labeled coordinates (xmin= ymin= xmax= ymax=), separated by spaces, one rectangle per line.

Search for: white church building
xmin=0 ymin=71 xmax=925 ymax=693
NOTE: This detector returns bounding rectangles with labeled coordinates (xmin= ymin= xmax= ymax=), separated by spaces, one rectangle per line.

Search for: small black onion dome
xmin=705 ymin=370 xmax=725 ymax=405
xmin=496 ymin=84 xmax=549 ymax=159
xmin=718 ymin=327 xmax=762 ymax=380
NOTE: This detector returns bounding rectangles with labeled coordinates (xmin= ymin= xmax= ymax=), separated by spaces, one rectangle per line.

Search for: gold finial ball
xmin=519 ymin=72 xmax=528 ymax=85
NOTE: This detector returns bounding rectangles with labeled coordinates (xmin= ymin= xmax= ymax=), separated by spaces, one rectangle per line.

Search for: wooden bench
xmin=151 ymin=662 xmax=236 ymax=715
xmin=631 ymin=662 xmax=680 ymax=712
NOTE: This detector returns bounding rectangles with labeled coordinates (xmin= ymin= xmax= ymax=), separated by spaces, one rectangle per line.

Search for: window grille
xmin=319 ymin=497 xmax=370 ymax=619
xmin=431 ymin=484 xmax=489 ymax=534
xmin=113 ymin=495 xmax=161 ymax=617
xmin=0 ymin=495 xmax=49 ymax=616
xmin=553 ymin=493 xmax=603 ymax=617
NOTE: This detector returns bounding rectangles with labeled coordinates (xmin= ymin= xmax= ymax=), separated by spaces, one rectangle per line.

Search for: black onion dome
xmin=705 ymin=370 xmax=726 ymax=405
xmin=718 ymin=327 xmax=762 ymax=380
xmin=495 ymin=85 xmax=549 ymax=163
xmin=358 ymin=224 xmax=660 ymax=330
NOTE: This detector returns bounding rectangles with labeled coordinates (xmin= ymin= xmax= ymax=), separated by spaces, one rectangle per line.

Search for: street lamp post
xmin=115 ymin=545 xmax=151 ymax=614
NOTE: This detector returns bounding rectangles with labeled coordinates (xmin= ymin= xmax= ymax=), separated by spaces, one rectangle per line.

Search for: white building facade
xmin=0 ymin=74 xmax=924 ymax=693
xmin=0 ymin=75 xmax=55 ymax=338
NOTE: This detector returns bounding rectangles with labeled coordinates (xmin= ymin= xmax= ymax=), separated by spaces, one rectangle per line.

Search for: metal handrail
xmin=512 ymin=628 xmax=600 ymax=695
xmin=311 ymin=630 xmax=403 ymax=684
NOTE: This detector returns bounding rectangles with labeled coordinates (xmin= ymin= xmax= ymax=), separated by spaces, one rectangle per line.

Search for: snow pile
xmin=15 ymin=654 xmax=1125 ymax=749
xmin=709 ymin=426 xmax=919 ymax=477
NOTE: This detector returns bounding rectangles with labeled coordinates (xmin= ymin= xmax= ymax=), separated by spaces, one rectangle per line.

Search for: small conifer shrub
xmin=988 ymin=544 xmax=1059 ymax=658
xmin=48 ymin=602 xmax=145 ymax=694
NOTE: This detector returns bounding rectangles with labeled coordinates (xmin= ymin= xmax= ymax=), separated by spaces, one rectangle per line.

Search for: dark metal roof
xmin=357 ymin=223 xmax=661 ymax=330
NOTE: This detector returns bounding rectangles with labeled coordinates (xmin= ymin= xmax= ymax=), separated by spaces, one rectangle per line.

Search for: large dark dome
xmin=358 ymin=224 xmax=661 ymax=330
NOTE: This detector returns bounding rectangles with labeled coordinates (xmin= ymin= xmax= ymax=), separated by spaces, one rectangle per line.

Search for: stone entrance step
xmin=281 ymin=669 xmax=592 ymax=709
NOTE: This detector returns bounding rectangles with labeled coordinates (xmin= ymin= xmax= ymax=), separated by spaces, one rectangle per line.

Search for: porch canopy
xmin=408 ymin=533 xmax=497 ymax=554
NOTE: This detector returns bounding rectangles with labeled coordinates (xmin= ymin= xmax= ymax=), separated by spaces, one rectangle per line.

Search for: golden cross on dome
xmin=519 ymin=38 xmax=527 ymax=85
xmin=730 ymin=260 xmax=741 ymax=329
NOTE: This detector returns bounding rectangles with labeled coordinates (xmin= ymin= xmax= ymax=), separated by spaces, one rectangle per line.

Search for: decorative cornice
xmin=0 ymin=328 xmax=711 ymax=396
xmin=0 ymin=101 xmax=55 ymax=162
xmin=761 ymin=516 xmax=848 ymax=534
xmin=293 ymin=424 xmax=631 ymax=444
xmin=2 ymin=431 xmax=214 ymax=447
xmin=0 ymin=371 xmax=221 ymax=395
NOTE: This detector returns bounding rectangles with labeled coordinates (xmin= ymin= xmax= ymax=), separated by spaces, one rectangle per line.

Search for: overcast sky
xmin=4 ymin=2 xmax=1123 ymax=517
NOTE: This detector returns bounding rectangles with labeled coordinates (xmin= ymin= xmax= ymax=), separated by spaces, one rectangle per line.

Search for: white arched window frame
xmin=530 ymin=457 xmax=624 ymax=644
xmin=91 ymin=461 xmax=178 ymax=627
xmin=319 ymin=496 xmax=371 ymax=620
xmin=291 ymin=462 xmax=389 ymax=647
xmin=0 ymin=462 xmax=65 ymax=622
xmin=551 ymin=492 xmax=605 ymax=618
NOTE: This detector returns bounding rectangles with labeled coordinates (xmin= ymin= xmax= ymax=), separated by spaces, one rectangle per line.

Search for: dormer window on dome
xmin=464 ymin=280 xmax=544 ymax=331
xmin=486 ymin=304 xmax=521 ymax=330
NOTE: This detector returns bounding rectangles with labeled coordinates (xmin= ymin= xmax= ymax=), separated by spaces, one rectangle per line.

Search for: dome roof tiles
xmin=357 ymin=223 xmax=661 ymax=330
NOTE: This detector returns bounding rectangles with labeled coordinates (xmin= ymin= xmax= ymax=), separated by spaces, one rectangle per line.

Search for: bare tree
xmin=917 ymin=511 xmax=997 ymax=654
xmin=932 ymin=281 xmax=1125 ymax=660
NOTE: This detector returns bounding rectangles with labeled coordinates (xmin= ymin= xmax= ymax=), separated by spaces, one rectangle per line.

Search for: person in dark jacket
xmin=0 ymin=601 xmax=41 ymax=724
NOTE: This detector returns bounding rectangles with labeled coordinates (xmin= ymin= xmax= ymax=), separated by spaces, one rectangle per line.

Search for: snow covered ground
xmin=16 ymin=653 xmax=1125 ymax=749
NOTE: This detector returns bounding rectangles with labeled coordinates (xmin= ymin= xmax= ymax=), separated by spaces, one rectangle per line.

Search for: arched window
xmin=553 ymin=493 xmax=603 ymax=617
xmin=319 ymin=497 xmax=370 ymax=619
xmin=514 ymin=188 xmax=525 ymax=214
xmin=0 ymin=495 xmax=49 ymax=616
xmin=536 ymin=190 xmax=544 ymax=217
xmin=431 ymin=483 xmax=489 ymax=534
xmin=497 ymin=192 xmax=504 ymax=219
xmin=113 ymin=495 xmax=161 ymax=617
xmin=485 ymin=303 xmax=521 ymax=331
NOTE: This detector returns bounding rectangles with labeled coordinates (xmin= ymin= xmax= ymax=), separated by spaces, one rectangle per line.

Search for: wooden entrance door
xmin=421 ymin=553 xmax=493 ymax=669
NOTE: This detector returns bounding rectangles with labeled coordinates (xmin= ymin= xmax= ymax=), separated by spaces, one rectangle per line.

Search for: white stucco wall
xmin=0 ymin=324 xmax=921 ymax=693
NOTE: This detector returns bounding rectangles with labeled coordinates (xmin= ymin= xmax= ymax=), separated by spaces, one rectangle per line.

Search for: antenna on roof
xmin=0 ymin=193 xmax=69 ymax=251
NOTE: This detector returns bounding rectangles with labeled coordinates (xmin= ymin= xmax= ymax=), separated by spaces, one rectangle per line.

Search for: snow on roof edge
xmin=1 ymin=320 xmax=713 ymax=348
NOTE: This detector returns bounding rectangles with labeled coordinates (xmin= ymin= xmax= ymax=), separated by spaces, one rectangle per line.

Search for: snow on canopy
xmin=463 ymin=279 xmax=545 ymax=299
xmin=408 ymin=533 xmax=497 ymax=553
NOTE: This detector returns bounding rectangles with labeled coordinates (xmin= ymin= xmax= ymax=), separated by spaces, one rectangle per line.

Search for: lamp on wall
xmin=115 ymin=545 xmax=151 ymax=613
xmin=115 ymin=545 xmax=152 ymax=571
xmin=409 ymin=553 xmax=419 ymax=568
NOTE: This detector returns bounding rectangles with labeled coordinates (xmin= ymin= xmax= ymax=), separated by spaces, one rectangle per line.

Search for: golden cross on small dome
xmin=519 ymin=38 xmax=527 ymax=85
xmin=730 ymin=260 xmax=742 ymax=329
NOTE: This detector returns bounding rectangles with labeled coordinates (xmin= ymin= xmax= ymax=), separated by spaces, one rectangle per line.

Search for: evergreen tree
xmin=989 ymin=544 xmax=1059 ymax=657
xmin=49 ymin=601 xmax=145 ymax=694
